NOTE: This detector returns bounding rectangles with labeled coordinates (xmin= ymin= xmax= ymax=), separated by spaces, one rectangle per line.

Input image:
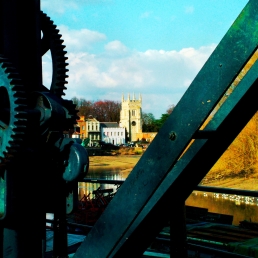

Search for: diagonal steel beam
xmin=107 ymin=58 xmax=258 ymax=257
xmin=74 ymin=0 xmax=258 ymax=257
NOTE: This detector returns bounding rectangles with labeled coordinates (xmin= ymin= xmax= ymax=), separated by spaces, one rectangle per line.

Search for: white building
xmin=100 ymin=122 xmax=126 ymax=145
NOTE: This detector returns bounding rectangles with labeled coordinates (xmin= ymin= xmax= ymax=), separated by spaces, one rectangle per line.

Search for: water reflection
xmin=186 ymin=191 xmax=258 ymax=226
xmin=80 ymin=168 xmax=258 ymax=226
xmin=78 ymin=167 xmax=128 ymax=200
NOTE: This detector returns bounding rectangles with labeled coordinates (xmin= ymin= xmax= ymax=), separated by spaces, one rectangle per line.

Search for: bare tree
xmin=166 ymin=104 xmax=175 ymax=114
xmin=72 ymin=98 xmax=121 ymax=122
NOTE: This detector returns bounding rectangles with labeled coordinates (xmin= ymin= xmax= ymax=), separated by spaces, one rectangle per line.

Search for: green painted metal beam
xmin=107 ymin=58 xmax=258 ymax=257
xmin=74 ymin=0 xmax=258 ymax=257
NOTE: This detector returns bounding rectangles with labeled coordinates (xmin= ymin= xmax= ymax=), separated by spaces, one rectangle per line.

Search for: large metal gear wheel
xmin=0 ymin=56 xmax=27 ymax=170
xmin=0 ymin=11 xmax=75 ymax=172
xmin=0 ymin=11 xmax=72 ymax=171
xmin=41 ymin=11 xmax=69 ymax=98
xmin=40 ymin=11 xmax=78 ymax=128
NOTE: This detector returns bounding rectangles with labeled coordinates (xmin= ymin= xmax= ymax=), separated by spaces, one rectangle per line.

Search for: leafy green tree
xmin=142 ymin=112 xmax=158 ymax=132
xmin=154 ymin=113 xmax=170 ymax=131
xmin=153 ymin=105 xmax=175 ymax=131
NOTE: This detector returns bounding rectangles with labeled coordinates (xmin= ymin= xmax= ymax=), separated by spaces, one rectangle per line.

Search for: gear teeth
xmin=14 ymin=97 xmax=26 ymax=102
xmin=12 ymin=132 xmax=25 ymax=138
xmin=13 ymin=119 xmax=27 ymax=125
xmin=7 ymin=144 xmax=20 ymax=150
xmin=12 ymin=85 xmax=25 ymax=91
xmin=0 ymin=55 xmax=27 ymax=168
xmin=5 ymin=67 xmax=17 ymax=73
xmin=10 ymin=80 xmax=23 ymax=87
xmin=57 ymin=56 xmax=68 ymax=61
xmin=13 ymin=94 xmax=26 ymax=100
xmin=1 ymin=61 xmax=12 ymax=68
xmin=14 ymin=105 xmax=27 ymax=112
xmin=40 ymin=12 xmax=78 ymax=136
xmin=61 ymin=99 xmax=79 ymax=129
xmin=41 ymin=11 xmax=69 ymax=98
xmin=14 ymin=112 xmax=27 ymax=118
xmin=8 ymin=74 xmax=20 ymax=79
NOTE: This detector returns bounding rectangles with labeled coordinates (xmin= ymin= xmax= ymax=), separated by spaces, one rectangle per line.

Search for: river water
xmin=79 ymin=167 xmax=258 ymax=226
xmin=1 ymin=166 xmax=257 ymax=226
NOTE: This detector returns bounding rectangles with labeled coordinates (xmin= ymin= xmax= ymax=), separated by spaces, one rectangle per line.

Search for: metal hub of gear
xmin=0 ymin=56 xmax=27 ymax=170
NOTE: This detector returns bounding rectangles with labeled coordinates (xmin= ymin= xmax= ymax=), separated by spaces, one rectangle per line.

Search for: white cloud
xmin=104 ymin=41 xmax=129 ymax=55
xmin=184 ymin=6 xmax=194 ymax=14
xmin=58 ymin=25 xmax=107 ymax=52
xmin=140 ymin=11 xmax=152 ymax=19
xmin=42 ymin=0 xmax=111 ymax=13
xmin=42 ymin=26 xmax=215 ymax=118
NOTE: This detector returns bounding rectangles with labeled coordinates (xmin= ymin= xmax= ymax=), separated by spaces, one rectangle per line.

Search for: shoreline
xmin=89 ymin=155 xmax=258 ymax=191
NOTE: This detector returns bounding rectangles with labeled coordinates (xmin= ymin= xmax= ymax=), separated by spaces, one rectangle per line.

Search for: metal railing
xmin=44 ymin=178 xmax=258 ymax=257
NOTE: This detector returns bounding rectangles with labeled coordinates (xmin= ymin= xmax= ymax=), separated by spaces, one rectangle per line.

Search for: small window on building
xmin=111 ymin=132 xmax=112 ymax=136
xmin=132 ymin=110 xmax=136 ymax=116
xmin=82 ymin=125 xmax=85 ymax=130
xmin=118 ymin=132 xmax=119 ymax=136
xmin=96 ymin=125 xmax=98 ymax=130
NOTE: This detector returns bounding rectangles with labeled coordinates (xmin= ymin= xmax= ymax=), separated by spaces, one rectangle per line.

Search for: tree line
xmin=72 ymin=97 xmax=175 ymax=132
xmin=142 ymin=104 xmax=175 ymax=132
xmin=73 ymin=93 xmax=258 ymax=177
xmin=72 ymin=97 xmax=121 ymax=122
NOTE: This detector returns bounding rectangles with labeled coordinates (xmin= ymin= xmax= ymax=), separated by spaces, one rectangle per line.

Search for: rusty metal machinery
xmin=40 ymin=11 xmax=69 ymax=98
xmin=0 ymin=3 xmax=88 ymax=257
xmin=0 ymin=57 xmax=27 ymax=169
xmin=0 ymin=10 xmax=76 ymax=173
xmin=0 ymin=9 xmax=88 ymax=197
xmin=3 ymin=1 xmax=258 ymax=257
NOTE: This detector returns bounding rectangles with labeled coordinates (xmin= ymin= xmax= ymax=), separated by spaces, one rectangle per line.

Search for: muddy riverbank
xmin=89 ymin=155 xmax=258 ymax=190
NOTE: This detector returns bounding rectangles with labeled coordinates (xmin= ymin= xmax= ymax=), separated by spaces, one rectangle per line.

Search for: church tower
xmin=120 ymin=93 xmax=142 ymax=142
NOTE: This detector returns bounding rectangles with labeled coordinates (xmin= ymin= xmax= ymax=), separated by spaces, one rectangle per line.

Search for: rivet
xmin=169 ymin=131 xmax=176 ymax=141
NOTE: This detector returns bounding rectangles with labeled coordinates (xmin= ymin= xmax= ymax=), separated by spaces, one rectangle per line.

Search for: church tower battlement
xmin=120 ymin=93 xmax=142 ymax=142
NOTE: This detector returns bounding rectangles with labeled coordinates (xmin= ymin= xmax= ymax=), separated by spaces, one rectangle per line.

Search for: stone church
xmin=120 ymin=93 xmax=143 ymax=142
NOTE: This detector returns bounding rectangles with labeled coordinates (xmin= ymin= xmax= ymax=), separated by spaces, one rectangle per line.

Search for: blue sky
xmin=41 ymin=0 xmax=248 ymax=119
